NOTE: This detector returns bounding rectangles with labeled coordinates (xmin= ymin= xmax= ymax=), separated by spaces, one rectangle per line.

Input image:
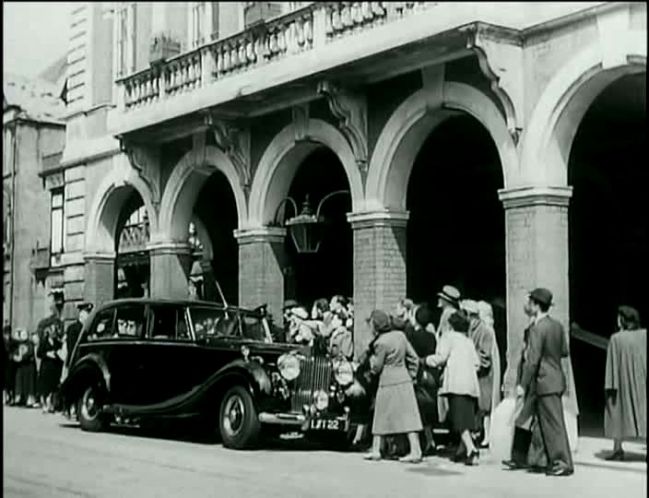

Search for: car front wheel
xmin=219 ymin=386 xmax=261 ymax=449
xmin=77 ymin=385 xmax=107 ymax=432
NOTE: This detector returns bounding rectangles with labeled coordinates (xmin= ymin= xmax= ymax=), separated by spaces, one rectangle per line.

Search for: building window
xmin=189 ymin=2 xmax=206 ymax=48
xmin=115 ymin=3 xmax=136 ymax=77
xmin=50 ymin=188 xmax=65 ymax=256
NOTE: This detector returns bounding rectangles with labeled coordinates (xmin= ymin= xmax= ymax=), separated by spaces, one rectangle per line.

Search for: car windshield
xmin=188 ymin=306 xmax=272 ymax=343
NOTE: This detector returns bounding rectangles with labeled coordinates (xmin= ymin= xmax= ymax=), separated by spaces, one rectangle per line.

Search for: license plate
xmin=309 ymin=418 xmax=340 ymax=431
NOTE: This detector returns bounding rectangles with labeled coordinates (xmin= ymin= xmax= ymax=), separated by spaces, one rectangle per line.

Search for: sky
xmin=3 ymin=2 xmax=71 ymax=78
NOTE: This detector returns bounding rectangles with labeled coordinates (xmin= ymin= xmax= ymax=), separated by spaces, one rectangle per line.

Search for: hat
xmin=437 ymin=285 xmax=461 ymax=305
xmin=291 ymin=307 xmax=309 ymax=320
xmin=414 ymin=305 xmax=435 ymax=327
xmin=283 ymin=299 xmax=298 ymax=310
xmin=76 ymin=302 xmax=94 ymax=313
xmin=367 ymin=309 xmax=391 ymax=333
xmin=461 ymin=299 xmax=480 ymax=315
xmin=448 ymin=310 xmax=470 ymax=333
xmin=529 ymin=288 xmax=553 ymax=307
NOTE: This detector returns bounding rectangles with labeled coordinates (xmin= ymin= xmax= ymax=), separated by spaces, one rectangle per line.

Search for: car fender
xmin=63 ymin=353 xmax=112 ymax=396
xmin=208 ymin=359 xmax=272 ymax=398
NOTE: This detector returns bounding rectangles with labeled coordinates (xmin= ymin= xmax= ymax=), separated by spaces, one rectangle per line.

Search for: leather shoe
xmin=465 ymin=450 xmax=480 ymax=466
xmin=502 ymin=459 xmax=527 ymax=470
xmin=545 ymin=465 xmax=574 ymax=477
xmin=605 ymin=450 xmax=625 ymax=461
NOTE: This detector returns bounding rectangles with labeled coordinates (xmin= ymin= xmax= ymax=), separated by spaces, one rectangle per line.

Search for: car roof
xmin=96 ymin=298 xmax=259 ymax=314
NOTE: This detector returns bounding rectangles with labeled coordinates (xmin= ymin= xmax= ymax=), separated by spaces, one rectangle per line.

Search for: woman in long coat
xmin=604 ymin=305 xmax=647 ymax=460
xmin=37 ymin=322 xmax=64 ymax=413
xmin=364 ymin=309 xmax=423 ymax=463
xmin=13 ymin=328 xmax=37 ymax=406
xmin=425 ymin=310 xmax=481 ymax=465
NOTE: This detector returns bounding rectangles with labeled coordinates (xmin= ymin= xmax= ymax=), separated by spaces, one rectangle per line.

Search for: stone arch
xmin=85 ymin=154 xmax=158 ymax=255
xmin=519 ymin=31 xmax=646 ymax=186
xmin=247 ymin=118 xmax=365 ymax=227
xmin=157 ymin=145 xmax=247 ymax=243
xmin=365 ymin=81 xmax=518 ymax=211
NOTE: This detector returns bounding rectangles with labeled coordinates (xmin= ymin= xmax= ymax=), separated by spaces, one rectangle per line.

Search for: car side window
xmin=189 ymin=306 xmax=237 ymax=340
xmin=147 ymin=305 xmax=191 ymax=342
xmin=86 ymin=309 xmax=116 ymax=341
xmin=114 ymin=305 xmax=146 ymax=339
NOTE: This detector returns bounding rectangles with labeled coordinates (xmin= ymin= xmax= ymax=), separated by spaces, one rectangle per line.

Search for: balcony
xmin=30 ymin=246 xmax=51 ymax=272
xmin=111 ymin=1 xmax=606 ymax=138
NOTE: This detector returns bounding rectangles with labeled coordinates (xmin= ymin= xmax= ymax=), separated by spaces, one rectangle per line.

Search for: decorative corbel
xmin=204 ymin=112 xmax=252 ymax=194
xmin=317 ymin=80 xmax=368 ymax=172
xmin=292 ymin=103 xmax=311 ymax=143
xmin=119 ymin=138 xmax=162 ymax=209
xmin=462 ymin=23 xmax=524 ymax=145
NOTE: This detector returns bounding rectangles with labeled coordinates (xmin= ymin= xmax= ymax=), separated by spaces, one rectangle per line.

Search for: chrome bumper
xmin=258 ymin=412 xmax=306 ymax=426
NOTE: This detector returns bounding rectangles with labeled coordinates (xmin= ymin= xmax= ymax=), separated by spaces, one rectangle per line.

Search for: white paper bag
xmin=487 ymin=397 xmax=518 ymax=463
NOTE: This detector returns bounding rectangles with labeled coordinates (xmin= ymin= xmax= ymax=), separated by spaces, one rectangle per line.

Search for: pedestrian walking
xmin=425 ymin=310 xmax=481 ymax=465
xmin=406 ymin=304 xmax=439 ymax=455
xmin=37 ymin=320 xmax=64 ymax=413
xmin=363 ymin=310 xmax=423 ymax=463
xmin=4 ymin=325 xmax=17 ymax=405
xmin=13 ymin=328 xmax=37 ymax=407
xmin=435 ymin=285 xmax=461 ymax=425
xmin=514 ymin=288 xmax=574 ymax=476
xmin=463 ymin=300 xmax=501 ymax=448
xmin=604 ymin=305 xmax=646 ymax=461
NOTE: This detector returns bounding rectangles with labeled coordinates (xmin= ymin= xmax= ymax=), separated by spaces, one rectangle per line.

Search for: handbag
xmin=487 ymin=396 xmax=519 ymax=463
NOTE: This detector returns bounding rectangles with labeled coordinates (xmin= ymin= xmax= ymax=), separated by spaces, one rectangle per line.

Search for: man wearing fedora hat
xmin=514 ymin=288 xmax=574 ymax=476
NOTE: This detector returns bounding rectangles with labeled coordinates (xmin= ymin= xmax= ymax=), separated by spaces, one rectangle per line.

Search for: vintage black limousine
xmin=60 ymin=299 xmax=360 ymax=449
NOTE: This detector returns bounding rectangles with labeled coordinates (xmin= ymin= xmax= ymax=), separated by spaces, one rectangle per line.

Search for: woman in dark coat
xmin=406 ymin=305 xmax=439 ymax=454
xmin=364 ymin=309 xmax=423 ymax=463
xmin=37 ymin=322 xmax=64 ymax=413
xmin=13 ymin=328 xmax=36 ymax=406
xmin=4 ymin=325 xmax=16 ymax=405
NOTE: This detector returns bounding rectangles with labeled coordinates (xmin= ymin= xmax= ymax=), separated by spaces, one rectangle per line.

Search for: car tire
xmin=219 ymin=386 xmax=261 ymax=450
xmin=77 ymin=385 xmax=107 ymax=432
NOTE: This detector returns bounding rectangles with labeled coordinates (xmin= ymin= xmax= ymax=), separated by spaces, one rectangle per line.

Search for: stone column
xmin=148 ymin=242 xmax=193 ymax=299
xmin=347 ymin=210 xmax=409 ymax=359
xmin=84 ymin=252 xmax=116 ymax=306
xmin=499 ymin=186 xmax=573 ymax=395
xmin=235 ymin=227 xmax=287 ymax=324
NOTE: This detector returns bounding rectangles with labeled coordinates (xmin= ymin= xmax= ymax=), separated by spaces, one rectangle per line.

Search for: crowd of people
xmin=3 ymin=299 xmax=92 ymax=415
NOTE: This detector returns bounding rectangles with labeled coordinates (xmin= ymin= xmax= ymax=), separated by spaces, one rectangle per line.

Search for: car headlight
xmin=333 ymin=358 xmax=354 ymax=386
xmin=277 ymin=353 xmax=301 ymax=381
xmin=314 ymin=390 xmax=329 ymax=411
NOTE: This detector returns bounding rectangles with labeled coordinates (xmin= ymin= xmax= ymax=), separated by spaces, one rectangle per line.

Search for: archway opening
xmin=115 ymin=190 xmax=151 ymax=299
xmin=189 ymin=171 xmax=239 ymax=305
xmin=568 ymin=72 xmax=647 ymax=433
xmin=283 ymin=147 xmax=353 ymax=306
xmin=406 ymin=114 xmax=506 ymax=358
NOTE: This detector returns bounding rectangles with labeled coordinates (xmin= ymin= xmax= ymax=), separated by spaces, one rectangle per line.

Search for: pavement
xmin=3 ymin=405 xmax=646 ymax=498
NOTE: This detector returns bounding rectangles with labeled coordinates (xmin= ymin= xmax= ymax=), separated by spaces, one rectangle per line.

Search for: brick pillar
xmin=499 ymin=186 xmax=573 ymax=395
xmin=235 ymin=227 xmax=287 ymax=324
xmin=149 ymin=242 xmax=193 ymax=299
xmin=84 ymin=253 xmax=115 ymax=306
xmin=347 ymin=210 xmax=409 ymax=359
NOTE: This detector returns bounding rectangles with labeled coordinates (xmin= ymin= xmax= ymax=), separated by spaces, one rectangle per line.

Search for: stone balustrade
xmin=118 ymin=2 xmax=436 ymax=113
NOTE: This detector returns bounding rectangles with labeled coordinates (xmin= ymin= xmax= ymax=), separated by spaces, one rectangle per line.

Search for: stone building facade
xmin=30 ymin=2 xmax=647 ymax=412
xmin=3 ymin=66 xmax=67 ymax=332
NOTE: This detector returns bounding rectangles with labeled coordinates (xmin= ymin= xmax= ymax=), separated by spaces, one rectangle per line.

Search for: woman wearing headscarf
xmin=425 ymin=310 xmax=481 ymax=465
xmin=604 ymin=305 xmax=647 ymax=461
xmin=364 ymin=309 xmax=423 ymax=463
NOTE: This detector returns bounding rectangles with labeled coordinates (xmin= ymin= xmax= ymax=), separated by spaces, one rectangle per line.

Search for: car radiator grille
xmin=291 ymin=356 xmax=332 ymax=412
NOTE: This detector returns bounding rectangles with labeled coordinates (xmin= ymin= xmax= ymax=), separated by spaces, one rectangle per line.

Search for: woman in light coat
xmin=365 ymin=309 xmax=423 ymax=463
xmin=425 ymin=310 xmax=481 ymax=465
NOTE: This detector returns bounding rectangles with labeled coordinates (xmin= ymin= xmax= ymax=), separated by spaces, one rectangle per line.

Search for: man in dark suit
xmin=65 ymin=302 xmax=93 ymax=366
xmin=516 ymin=288 xmax=573 ymax=476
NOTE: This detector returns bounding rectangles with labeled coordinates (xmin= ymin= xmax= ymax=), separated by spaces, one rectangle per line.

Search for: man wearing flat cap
xmin=513 ymin=288 xmax=574 ymax=476
xmin=65 ymin=302 xmax=93 ymax=367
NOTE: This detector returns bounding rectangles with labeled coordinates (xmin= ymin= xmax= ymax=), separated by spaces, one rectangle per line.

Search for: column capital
xmin=83 ymin=251 xmax=116 ymax=261
xmin=346 ymin=210 xmax=410 ymax=229
xmin=498 ymin=185 xmax=573 ymax=209
xmin=146 ymin=241 xmax=192 ymax=255
xmin=234 ymin=226 xmax=287 ymax=244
